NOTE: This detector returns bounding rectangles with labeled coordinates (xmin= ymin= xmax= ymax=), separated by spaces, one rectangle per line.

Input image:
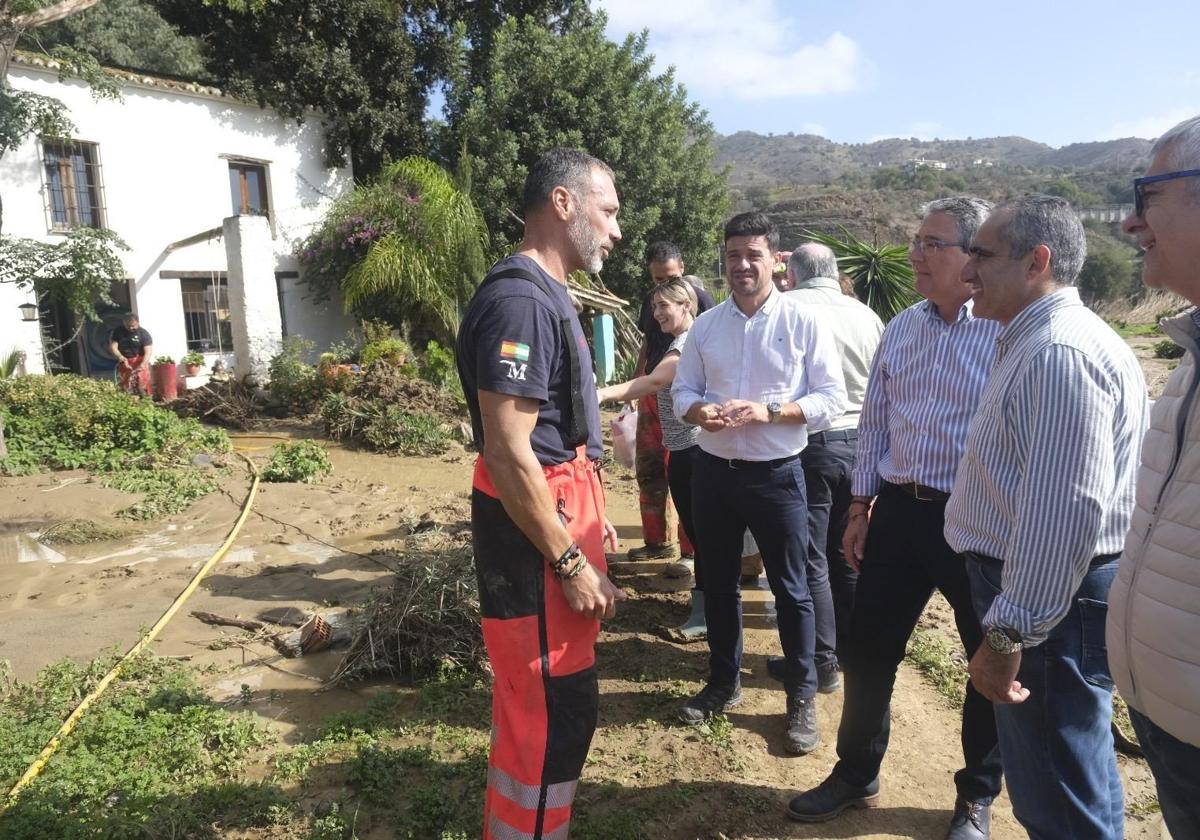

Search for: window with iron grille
xmin=181 ymin=275 xmax=233 ymax=353
xmin=228 ymin=161 xmax=269 ymax=217
xmin=41 ymin=139 xmax=106 ymax=230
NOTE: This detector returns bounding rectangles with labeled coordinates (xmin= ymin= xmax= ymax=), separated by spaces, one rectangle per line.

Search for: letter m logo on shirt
xmin=499 ymin=340 xmax=530 ymax=381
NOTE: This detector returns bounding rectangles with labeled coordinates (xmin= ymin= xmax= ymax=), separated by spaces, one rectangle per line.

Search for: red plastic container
xmin=153 ymin=362 xmax=178 ymax=401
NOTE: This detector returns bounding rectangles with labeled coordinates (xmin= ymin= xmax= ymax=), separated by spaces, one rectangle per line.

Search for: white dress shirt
xmin=787 ymin=277 xmax=884 ymax=431
xmin=672 ymin=287 xmax=846 ymax=461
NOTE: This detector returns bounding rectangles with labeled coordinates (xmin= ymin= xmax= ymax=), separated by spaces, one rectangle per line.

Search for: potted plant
xmin=182 ymin=350 xmax=204 ymax=376
xmin=151 ymin=355 xmax=178 ymax=401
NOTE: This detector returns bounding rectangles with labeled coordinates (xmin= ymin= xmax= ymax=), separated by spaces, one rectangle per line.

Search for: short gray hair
xmin=787 ymin=242 xmax=839 ymax=283
xmin=921 ymin=196 xmax=993 ymax=247
xmin=1152 ymin=115 xmax=1200 ymax=200
xmin=995 ymin=195 xmax=1087 ymax=285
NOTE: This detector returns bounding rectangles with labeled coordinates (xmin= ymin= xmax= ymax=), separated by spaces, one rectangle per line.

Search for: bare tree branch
xmin=13 ymin=0 xmax=105 ymax=30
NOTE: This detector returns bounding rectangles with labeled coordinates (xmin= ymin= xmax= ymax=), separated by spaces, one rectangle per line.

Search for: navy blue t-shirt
xmin=457 ymin=255 xmax=603 ymax=465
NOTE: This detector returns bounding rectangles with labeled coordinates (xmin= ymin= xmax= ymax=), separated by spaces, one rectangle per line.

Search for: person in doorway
xmin=599 ymin=277 xmax=706 ymax=639
xmin=109 ymin=312 xmax=153 ymax=397
xmin=456 ymin=147 xmax=627 ymax=840
xmin=628 ymin=243 xmax=715 ymax=562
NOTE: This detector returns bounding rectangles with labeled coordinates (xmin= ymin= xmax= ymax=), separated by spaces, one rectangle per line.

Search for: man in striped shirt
xmin=946 ymin=195 xmax=1148 ymax=839
xmin=787 ymin=197 xmax=1002 ymax=840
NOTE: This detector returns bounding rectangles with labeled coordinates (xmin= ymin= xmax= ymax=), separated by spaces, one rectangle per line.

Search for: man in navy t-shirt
xmin=108 ymin=312 xmax=153 ymax=396
xmin=456 ymin=148 xmax=626 ymax=840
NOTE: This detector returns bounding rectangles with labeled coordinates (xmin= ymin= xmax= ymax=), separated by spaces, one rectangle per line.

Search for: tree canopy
xmin=438 ymin=9 xmax=729 ymax=300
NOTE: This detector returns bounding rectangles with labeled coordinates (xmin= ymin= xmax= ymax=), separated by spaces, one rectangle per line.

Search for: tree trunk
xmin=0 ymin=414 xmax=7 ymax=460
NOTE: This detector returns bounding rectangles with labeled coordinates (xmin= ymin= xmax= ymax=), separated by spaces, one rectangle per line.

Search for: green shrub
xmin=1154 ymin=339 xmax=1185 ymax=360
xmin=417 ymin=340 xmax=455 ymax=388
xmin=267 ymin=336 xmax=319 ymax=413
xmin=260 ymin=440 xmax=333 ymax=483
xmin=0 ymin=375 xmax=228 ymax=476
xmin=361 ymin=337 xmax=411 ymax=368
xmin=181 ymin=350 xmax=204 ymax=366
xmin=153 ymin=355 xmax=175 ymax=365
xmin=363 ymin=406 xmax=450 ymax=455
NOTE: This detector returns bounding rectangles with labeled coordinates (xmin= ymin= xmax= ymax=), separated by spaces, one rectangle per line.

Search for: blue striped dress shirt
xmin=944 ymin=287 xmax=1149 ymax=645
xmin=850 ymin=298 xmax=1001 ymax=497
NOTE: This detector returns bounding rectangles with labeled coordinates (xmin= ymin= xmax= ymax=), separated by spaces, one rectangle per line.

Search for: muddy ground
xmin=0 ymin=415 xmax=1168 ymax=838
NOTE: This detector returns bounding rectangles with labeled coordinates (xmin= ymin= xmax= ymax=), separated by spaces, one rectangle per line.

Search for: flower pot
xmin=152 ymin=362 xmax=178 ymax=401
xmin=185 ymin=363 xmax=202 ymax=376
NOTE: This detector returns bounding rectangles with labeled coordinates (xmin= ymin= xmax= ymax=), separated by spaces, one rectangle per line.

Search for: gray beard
xmin=569 ymin=211 xmax=604 ymax=274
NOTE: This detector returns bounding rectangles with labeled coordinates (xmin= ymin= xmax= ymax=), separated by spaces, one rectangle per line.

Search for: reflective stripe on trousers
xmin=472 ymin=451 xmax=606 ymax=839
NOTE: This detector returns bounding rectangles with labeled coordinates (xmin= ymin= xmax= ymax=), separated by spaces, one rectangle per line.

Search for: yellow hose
xmin=1 ymin=452 xmax=261 ymax=814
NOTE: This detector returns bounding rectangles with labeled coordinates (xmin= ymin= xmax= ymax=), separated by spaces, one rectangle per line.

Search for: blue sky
xmin=594 ymin=0 xmax=1199 ymax=146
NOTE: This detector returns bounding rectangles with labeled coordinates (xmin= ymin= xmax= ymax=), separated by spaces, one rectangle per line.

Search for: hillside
xmin=715 ymin=131 xmax=1153 ymax=187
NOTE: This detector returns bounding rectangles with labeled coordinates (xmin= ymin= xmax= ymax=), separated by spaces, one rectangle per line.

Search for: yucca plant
xmin=299 ymin=157 xmax=488 ymax=341
xmin=802 ymin=227 xmax=918 ymax=322
xmin=1 ymin=348 xmax=23 ymax=379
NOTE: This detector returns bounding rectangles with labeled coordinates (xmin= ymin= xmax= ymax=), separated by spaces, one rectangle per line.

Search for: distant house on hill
xmin=1 ymin=52 xmax=356 ymax=380
xmin=906 ymin=157 xmax=948 ymax=171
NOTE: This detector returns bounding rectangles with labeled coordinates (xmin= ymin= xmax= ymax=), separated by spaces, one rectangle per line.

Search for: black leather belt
xmin=885 ymin=479 xmax=950 ymax=502
xmin=702 ymin=450 xmax=801 ymax=470
xmin=808 ymin=430 xmax=858 ymax=445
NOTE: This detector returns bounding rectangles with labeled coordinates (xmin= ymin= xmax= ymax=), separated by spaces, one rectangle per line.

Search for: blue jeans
xmin=966 ymin=554 xmax=1123 ymax=840
xmin=1128 ymin=706 xmax=1200 ymax=839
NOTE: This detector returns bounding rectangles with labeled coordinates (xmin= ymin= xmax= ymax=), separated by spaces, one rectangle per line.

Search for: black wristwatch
xmin=766 ymin=402 xmax=782 ymax=424
xmin=984 ymin=626 xmax=1022 ymax=655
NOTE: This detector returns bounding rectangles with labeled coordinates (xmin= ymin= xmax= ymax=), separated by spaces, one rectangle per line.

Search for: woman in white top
xmin=599 ymin=278 xmax=707 ymax=639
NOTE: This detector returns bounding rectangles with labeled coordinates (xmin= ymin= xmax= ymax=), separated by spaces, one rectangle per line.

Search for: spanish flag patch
xmin=500 ymin=340 xmax=530 ymax=362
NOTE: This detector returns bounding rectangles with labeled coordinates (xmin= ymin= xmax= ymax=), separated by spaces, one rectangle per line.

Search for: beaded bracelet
xmin=550 ymin=542 xmax=582 ymax=577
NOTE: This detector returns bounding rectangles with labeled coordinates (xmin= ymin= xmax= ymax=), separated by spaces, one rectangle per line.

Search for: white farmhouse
xmin=1 ymin=53 xmax=357 ymax=380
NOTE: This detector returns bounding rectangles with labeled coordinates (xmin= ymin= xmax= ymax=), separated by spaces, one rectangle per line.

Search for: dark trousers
xmin=692 ymin=450 xmax=816 ymax=697
xmin=666 ymin=445 xmax=701 ymax=589
xmin=833 ymin=482 xmax=1002 ymax=803
xmin=1129 ymin=707 xmax=1200 ymax=840
xmin=800 ymin=431 xmax=859 ymax=666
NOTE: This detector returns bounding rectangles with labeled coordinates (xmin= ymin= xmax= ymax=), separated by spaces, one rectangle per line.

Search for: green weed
xmin=261 ymin=439 xmax=333 ymax=483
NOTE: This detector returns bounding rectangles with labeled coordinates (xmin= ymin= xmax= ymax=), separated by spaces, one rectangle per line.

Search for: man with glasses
xmin=946 ymin=195 xmax=1147 ymax=839
xmin=1107 ymin=115 xmax=1200 ymax=839
xmin=788 ymin=197 xmax=1002 ymax=840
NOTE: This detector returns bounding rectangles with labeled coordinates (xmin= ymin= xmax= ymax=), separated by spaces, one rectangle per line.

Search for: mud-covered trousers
xmin=471 ymin=452 xmax=608 ymax=840
xmin=635 ymin=392 xmax=693 ymax=554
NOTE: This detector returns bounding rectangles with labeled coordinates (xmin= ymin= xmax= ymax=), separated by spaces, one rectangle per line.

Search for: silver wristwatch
xmin=984 ymin=626 xmax=1022 ymax=655
xmin=767 ymin=401 xmax=782 ymax=423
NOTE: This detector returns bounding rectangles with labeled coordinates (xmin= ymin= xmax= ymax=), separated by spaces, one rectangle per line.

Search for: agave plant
xmin=802 ymin=227 xmax=918 ymax=322
xmin=299 ymin=157 xmax=488 ymax=341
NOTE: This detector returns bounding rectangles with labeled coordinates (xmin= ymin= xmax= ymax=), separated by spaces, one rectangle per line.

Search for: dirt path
xmin=0 ymin=434 xmax=1167 ymax=838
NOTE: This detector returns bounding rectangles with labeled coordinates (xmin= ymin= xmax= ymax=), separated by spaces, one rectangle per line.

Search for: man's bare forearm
xmin=483 ymin=439 xmax=575 ymax=562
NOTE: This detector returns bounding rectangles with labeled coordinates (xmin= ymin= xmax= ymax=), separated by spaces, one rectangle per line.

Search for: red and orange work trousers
xmin=471 ymin=451 xmax=608 ymax=840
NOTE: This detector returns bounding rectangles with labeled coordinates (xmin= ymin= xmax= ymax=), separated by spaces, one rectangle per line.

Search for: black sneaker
xmin=786 ymin=773 xmax=880 ymax=821
xmin=784 ymin=692 xmax=820 ymax=754
xmin=678 ymin=681 xmax=742 ymax=724
xmin=627 ymin=543 xmax=677 ymax=561
xmin=765 ymin=657 xmax=841 ymax=694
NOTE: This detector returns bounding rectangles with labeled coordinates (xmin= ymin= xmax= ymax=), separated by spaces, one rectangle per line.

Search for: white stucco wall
xmin=1 ymin=60 xmax=357 ymax=374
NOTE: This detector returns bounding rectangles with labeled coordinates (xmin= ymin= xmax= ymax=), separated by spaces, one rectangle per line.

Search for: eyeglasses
xmin=909 ymin=237 xmax=965 ymax=256
xmin=1133 ymin=169 xmax=1200 ymax=217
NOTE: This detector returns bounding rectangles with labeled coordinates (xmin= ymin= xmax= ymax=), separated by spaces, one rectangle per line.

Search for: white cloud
xmin=595 ymin=0 xmax=866 ymax=101
xmin=1098 ymin=106 xmax=1199 ymax=141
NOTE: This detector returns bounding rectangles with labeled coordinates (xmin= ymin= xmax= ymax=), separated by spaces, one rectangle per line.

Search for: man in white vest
xmin=1107 ymin=114 xmax=1200 ymax=840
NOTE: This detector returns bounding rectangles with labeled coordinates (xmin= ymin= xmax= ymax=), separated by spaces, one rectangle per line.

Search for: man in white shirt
xmin=672 ymin=212 xmax=846 ymax=754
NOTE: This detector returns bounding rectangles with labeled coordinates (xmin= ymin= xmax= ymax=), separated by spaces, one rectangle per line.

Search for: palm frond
xmin=801 ymin=227 xmax=918 ymax=322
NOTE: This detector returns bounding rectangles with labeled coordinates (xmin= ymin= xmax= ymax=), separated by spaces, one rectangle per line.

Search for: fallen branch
xmin=190 ymin=611 xmax=264 ymax=631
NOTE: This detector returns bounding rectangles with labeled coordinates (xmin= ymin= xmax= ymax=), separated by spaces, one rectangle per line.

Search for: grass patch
xmin=0 ymin=652 xmax=278 ymax=838
xmin=104 ymin=466 xmax=220 ymax=519
xmin=1107 ymin=320 xmax=1162 ymax=338
xmin=905 ymin=626 xmax=968 ymax=708
xmin=37 ymin=518 xmax=132 ymax=545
